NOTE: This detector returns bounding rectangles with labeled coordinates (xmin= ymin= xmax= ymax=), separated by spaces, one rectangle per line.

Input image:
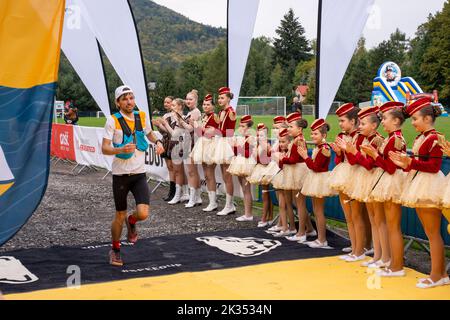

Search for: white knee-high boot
xmin=203 ymin=191 xmax=218 ymax=212
xmin=168 ymin=184 xmax=182 ymax=204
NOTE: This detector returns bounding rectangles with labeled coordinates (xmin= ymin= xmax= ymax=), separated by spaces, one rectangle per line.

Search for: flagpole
xmin=126 ymin=0 xmax=153 ymax=127
xmin=96 ymin=40 xmax=112 ymax=115
xmin=226 ymin=0 xmax=230 ymax=88
xmin=315 ymin=0 xmax=323 ymax=120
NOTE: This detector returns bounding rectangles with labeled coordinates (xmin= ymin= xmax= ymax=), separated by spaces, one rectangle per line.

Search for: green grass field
xmin=57 ymin=114 xmax=450 ymax=148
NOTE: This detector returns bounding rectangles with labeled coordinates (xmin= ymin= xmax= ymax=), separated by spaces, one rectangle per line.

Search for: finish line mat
xmin=0 ymin=227 xmax=349 ymax=295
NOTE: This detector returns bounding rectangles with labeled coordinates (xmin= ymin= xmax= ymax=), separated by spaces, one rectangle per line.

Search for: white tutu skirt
xmin=400 ymin=170 xmax=446 ymax=209
xmin=281 ymin=163 xmax=309 ymax=190
xmin=329 ymin=162 xmax=353 ymax=194
xmin=369 ymin=169 xmax=407 ymax=203
xmin=271 ymin=170 xmax=285 ymax=190
xmin=227 ymin=155 xmax=256 ymax=177
xmin=260 ymin=161 xmax=281 ymax=185
xmin=301 ymin=171 xmax=337 ymax=198
xmin=347 ymin=167 xmax=384 ymax=203
xmin=212 ymin=137 xmax=234 ymax=164
xmin=190 ymin=137 xmax=216 ymax=165
xmin=443 ymin=175 xmax=450 ymax=209
xmin=247 ymin=164 xmax=267 ymax=185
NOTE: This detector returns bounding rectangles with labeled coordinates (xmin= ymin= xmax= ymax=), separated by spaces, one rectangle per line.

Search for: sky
xmin=151 ymin=0 xmax=446 ymax=48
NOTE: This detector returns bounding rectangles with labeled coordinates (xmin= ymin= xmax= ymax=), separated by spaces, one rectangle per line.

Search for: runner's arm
xmin=146 ymin=131 xmax=165 ymax=155
xmin=101 ymin=138 xmax=134 ymax=155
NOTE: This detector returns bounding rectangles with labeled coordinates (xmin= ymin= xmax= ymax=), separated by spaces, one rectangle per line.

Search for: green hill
xmin=130 ymin=0 xmax=226 ymax=67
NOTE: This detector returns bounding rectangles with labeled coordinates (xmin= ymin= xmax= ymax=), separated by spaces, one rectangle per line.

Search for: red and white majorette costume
xmin=329 ymin=103 xmax=363 ymax=194
xmin=259 ymin=116 xmax=285 ymax=185
xmin=227 ymin=115 xmax=256 ymax=177
xmin=270 ymin=128 xmax=289 ymax=190
xmin=275 ymin=112 xmax=309 ymax=191
xmin=190 ymin=94 xmax=220 ymax=165
xmin=345 ymin=106 xmax=385 ymax=202
xmin=247 ymin=123 xmax=272 ymax=185
xmin=399 ymin=98 xmax=446 ymax=209
xmin=212 ymin=87 xmax=236 ymax=164
xmin=301 ymin=119 xmax=337 ymax=198
xmin=368 ymin=102 xmax=408 ymax=203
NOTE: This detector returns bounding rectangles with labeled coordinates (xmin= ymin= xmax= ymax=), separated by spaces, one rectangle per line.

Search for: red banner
xmin=51 ymin=124 xmax=75 ymax=161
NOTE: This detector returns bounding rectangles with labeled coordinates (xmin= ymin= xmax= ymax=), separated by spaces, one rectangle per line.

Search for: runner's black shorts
xmin=112 ymin=173 xmax=150 ymax=211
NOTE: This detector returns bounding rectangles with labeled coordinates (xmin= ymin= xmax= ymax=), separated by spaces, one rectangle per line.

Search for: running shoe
xmin=126 ymin=218 xmax=138 ymax=244
xmin=109 ymin=250 xmax=123 ymax=267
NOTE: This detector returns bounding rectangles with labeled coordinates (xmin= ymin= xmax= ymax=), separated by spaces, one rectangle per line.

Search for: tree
xmin=336 ymin=38 xmax=372 ymax=104
xmin=241 ymin=37 xmax=274 ymax=96
xmin=293 ymin=58 xmax=315 ymax=86
xmin=151 ymin=67 xmax=177 ymax=111
xmin=202 ymin=41 xmax=227 ymax=95
xmin=368 ymin=28 xmax=409 ymax=75
xmin=176 ymin=55 xmax=205 ymax=98
xmin=414 ymin=1 xmax=450 ymax=105
xmin=273 ymin=8 xmax=312 ymax=72
xmin=269 ymin=64 xmax=292 ymax=96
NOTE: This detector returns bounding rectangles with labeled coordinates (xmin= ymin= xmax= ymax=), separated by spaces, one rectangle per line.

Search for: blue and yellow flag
xmin=0 ymin=0 xmax=65 ymax=245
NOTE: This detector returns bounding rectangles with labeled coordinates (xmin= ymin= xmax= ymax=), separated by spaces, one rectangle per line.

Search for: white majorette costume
xmin=247 ymin=123 xmax=272 ymax=185
xmin=190 ymin=94 xmax=219 ymax=165
xmin=346 ymin=107 xmax=385 ymax=202
xmin=183 ymin=105 xmax=202 ymax=163
xmin=301 ymin=119 xmax=337 ymax=198
xmin=369 ymin=102 xmax=407 ymax=203
xmin=400 ymin=98 xmax=446 ymax=209
xmin=278 ymin=112 xmax=309 ymax=191
xmin=0 ymin=146 xmax=14 ymax=196
xmin=260 ymin=116 xmax=285 ymax=185
xmin=329 ymin=103 xmax=360 ymax=194
xmin=227 ymin=115 xmax=256 ymax=177
xmin=270 ymin=128 xmax=289 ymax=190
xmin=212 ymin=87 xmax=236 ymax=164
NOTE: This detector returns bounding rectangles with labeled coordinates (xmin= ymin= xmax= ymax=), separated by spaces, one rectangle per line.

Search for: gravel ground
xmin=1 ymin=160 xmax=448 ymax=275
xmin=0 ymin=160 xmax=258 ymax=252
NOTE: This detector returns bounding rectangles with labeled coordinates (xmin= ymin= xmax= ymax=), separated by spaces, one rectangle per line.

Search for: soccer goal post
xmin=236 ymin=96 xmax=286 ymax=116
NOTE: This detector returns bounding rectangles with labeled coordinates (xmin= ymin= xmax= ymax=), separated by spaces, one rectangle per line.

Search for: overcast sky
xmin=152 ymin=0 xmax=446 ymax=48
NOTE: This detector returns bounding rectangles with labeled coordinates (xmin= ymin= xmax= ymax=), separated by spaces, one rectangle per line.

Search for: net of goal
xmin=236 ymin=96 xmax=286 ymax=116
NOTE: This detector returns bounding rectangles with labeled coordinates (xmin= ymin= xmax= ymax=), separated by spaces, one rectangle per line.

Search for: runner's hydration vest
xmin=112 ymin=112 xmax=149 ymax=160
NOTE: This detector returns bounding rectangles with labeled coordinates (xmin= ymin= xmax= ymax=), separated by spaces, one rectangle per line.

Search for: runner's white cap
xmin=115 ymin=85 xmax=134 ymax=100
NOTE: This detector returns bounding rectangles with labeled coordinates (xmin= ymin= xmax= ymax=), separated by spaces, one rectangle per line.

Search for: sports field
xmin=57 ymin=115 xmax=450 ymax=148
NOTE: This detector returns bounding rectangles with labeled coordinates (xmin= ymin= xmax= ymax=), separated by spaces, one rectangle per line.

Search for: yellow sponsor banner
xmin=0 ymin=0 xmax=65 ymax=88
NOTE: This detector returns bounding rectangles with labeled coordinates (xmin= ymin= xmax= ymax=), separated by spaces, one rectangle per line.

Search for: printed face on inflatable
xmin=196 ymin=236 xmax=281 ymax=257
xmin=379 ymin=62 xmax=401 ymax=87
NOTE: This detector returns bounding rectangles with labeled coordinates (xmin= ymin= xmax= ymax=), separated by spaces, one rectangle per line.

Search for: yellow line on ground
xmin=5 ymin=256 xmax=450 ymax=300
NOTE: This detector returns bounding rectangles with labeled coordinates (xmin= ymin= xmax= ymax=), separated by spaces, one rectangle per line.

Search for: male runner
xmin=102 ymin=85 xmax=164 ymax=266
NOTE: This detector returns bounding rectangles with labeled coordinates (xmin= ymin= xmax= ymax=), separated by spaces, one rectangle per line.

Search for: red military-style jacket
xmin=200 ymin=112 xmax=219 ymax=138
xmin=374 ymin=130 xmax=407 ymax=175
xmin=233 ymin=135 xmax=254 ymax=159
xmin=305 ymin=143 xmax=331 ymax=173
xmin=347 ymin=132 xmax=384 ymax=170
xmin=256 ymin=139 xmax=272 ymax=165
xmin=406 ymin=128 xmax=443 ymax=173
xmin=218 ymin=106 xmax=236 ymax=137
xmin=281 ymin=133 xmax=307 ymax=166
xmin=335 ymin=130 xmax=364 ymax=165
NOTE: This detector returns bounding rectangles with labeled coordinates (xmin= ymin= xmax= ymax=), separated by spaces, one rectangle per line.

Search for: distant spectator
xmin=64 ymin=100 xmax=79 ymax=125
xmin=291 ymin=96 xmax=303 ymax=115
